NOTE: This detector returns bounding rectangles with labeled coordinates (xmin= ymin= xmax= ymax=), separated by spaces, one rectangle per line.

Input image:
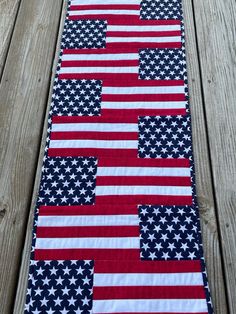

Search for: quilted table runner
xmin=24 ymin=1 xmax=214 ymax=313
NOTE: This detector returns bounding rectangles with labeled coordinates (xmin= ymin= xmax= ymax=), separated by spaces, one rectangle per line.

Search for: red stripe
xmin=70 ymin=5 xmax=140 ymax=10
xmin=102 ymin=94 xmax=186 ymax=101
xmin=50 ymin=131 xmax=138 ymax=140
xmin=61 ymin=60 xmax=139 ymax=67
xmin=93 ymin=286 xmax=206 ymax=300
xmin=95 ymin=260 xmax=202 ymax=273
xmin=107 ymin=31 xmax=181 ymax=37
xmin=101 ymin=108 xmax=187 ymax=117
xmin=69 ymin=14 xmax=140 ymax=21
xmin=106 ymin=42 xmax=182 ymax=49
xmin=103 ymin=80 xmax=185 ymax=87
xmin=52 ymin=114 xmax=138 ymax=123
xmin=39 ymin=204 xmax=138 ymax=216
xmin=68 ymin=17 xmax=181 ymax=25
xmin=36 ymin=226 xmax=139 ymax=238
xmin=96 ymin=195 xmax=193 ymax=205
xmin=59 ymin=73 xmax=139 ymax=80
xmin=34 ymin=248 xmax=140 ymax=260
xmin=96 ymin=176 xmax=191 ymax=186
xmin=98 ymin=157 xmax=190 ymax=167
xmin=48 ymin=148 xmax=138 ymax=158
xmin=108 ymin=19 xmax=181 ymax=26
xmin=63 ymin=48 xmax=138 ymax=55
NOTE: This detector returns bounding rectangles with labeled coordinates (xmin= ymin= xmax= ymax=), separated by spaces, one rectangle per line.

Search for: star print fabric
xmin=138 ymin=115 xmax=192 ymax=158
xmin=25 ymin=260 xmax=93 ymax=314
xmin=61 ymin=20 xmax=107 ymax=49
xmin=51 ymin=79 xmax=102 ymax=116
xmin=139 ymin=48 xmax=186 ymax=81
xmin=139 ymin=205 xmax=201 ymax=261
xmin=24 ymin=0 xmax=214 ymax=313
xmin=38 ymin=157 xmax=96 ymax=206
xmin=141 ymin=0 xmax=183 ymax=20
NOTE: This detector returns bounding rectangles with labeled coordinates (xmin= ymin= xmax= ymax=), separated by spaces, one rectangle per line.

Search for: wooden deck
xmin=0 ymin=0 xmax=235 ymax=313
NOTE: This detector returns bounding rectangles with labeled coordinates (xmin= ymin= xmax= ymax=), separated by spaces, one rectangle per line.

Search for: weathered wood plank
xmin=182 ymin=1 xmax=228 ymax=313
xmin=0 ymin=0 xmax=63 ymax=313
xmin=192 ymin=0 xmax=236 ymax=312
xmin=0 ymin=0 xmax=21 ymax=78
xmin=12 ymin=1 xmax=67 ymax=313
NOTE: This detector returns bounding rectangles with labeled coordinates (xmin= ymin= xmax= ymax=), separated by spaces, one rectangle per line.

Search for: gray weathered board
xmin=0 ymin=0 xmax=234 ymax=313
xmin=0 ymin=1 xmax=63 ymax=313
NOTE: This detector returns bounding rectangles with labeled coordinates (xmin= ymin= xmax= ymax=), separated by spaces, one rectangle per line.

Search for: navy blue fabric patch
xmin=51 ymin=79 xmax=102 ymax=116
xmin=138 ymin=115 xmax=192 ymax=158
xmin=139 ymin=205 xmax=201 ymax=260
xmin=38 ymin=157 xmax=97 ymax=206
xmin=141 ymin=0 xmax=183 ymax=20
xmin=25 ymin=260 xmax=93 ymax=313
xmin=139 ymin=48 xmax=186 ymax=80
xmin=62 ymin=20 xmax=107 ymax=49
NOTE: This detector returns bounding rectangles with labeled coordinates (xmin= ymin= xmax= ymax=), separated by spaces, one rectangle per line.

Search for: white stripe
xmin=97 ymin=167 xmax=191 ymax=177
xmin=51 ymin=123 xmax=138 ymax=132
xmin=60 ymin=67 xmax=138 ymax=74
xmin=96 ymin=186 xmax=192 ymax=196
xmin=94 ymin=272 xmax=204 ymax=287
xmin=49 ymin=139 xmax=137 ymax=149
xmin=93 ymin=299 xmax=208 ymax=313
xmin=69 ymin=10 xmax=139 ymax=16
xmin=102 ymin=86 xmax=185 ymax=94
xmin=35 ymin=237 xmax=139 ymax=249
xmin=62 ymin=53 xmax=139 ymax=61
xmin=38 ymin=214 xmax=138 ymax=227
xmin=101 ymin=101 xmax=187 ymax=109
xmin=71 ymin=0 xmax=140 ymax=5
xmin=107 ymin=25 xmax=181 ymax=32
xmin=106 ymin=36 xmax=181 ymax=43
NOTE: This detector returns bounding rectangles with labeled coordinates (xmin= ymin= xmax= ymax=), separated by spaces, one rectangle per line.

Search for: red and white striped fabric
xmin=101 ymin=79 xmax=187 ymax=117
xmin=68 ymin=0 xmax=141 ymax=21
xmin=96 ymin=157 xmax=193 ymax=205
xmin=48 ymin=115 xmax=138 ymax=157
xmin=93 ymin=260 xmax=209 ymax=313
xmin=106 ymin=20 xmax=182 ymax=48
xmin=59 ymin=48 xmax=139 ymax=80
xmin=34 ymin=204 xmax=140 ymax=260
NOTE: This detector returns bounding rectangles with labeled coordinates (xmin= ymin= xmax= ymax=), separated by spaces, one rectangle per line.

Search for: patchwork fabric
xmin=139 ymin=205 xmax=201 ymax=260
xmin=141 ymin=0 xmax=183 ymax=20
xmin=38 ymin=157 xmax=97 ymax=205
xmin=51 ymin=79 xmax=102 ymax=116
xmin=24 ymin=1 xmax=214 ymax=314
xmin=61 ymin=20 xmax=107 ymax=49
xmin=139 ymin=48 xmax=186 ymax=80
xmin=25 ymin=260 xmax=93 ymax=313
xmin=138 ymin=115 xmax=192 ymax=158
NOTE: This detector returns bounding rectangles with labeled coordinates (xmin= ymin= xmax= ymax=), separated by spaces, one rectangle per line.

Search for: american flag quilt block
xmin=24 ymin=0 xmax=214 ymax=313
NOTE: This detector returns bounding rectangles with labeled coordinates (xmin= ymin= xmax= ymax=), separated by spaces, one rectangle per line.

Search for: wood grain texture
xmin=193 ymin=0 xmax=236 ymax=312
xmin=182 ymin=1 xmax=228 ymax=313
xmin=0 ymin=0 xmax=62 ymax=313
xmin=0 ymin=0 xmax=21 ymax=78
xmin=12 ymin=1 xmax=67 ymax=313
